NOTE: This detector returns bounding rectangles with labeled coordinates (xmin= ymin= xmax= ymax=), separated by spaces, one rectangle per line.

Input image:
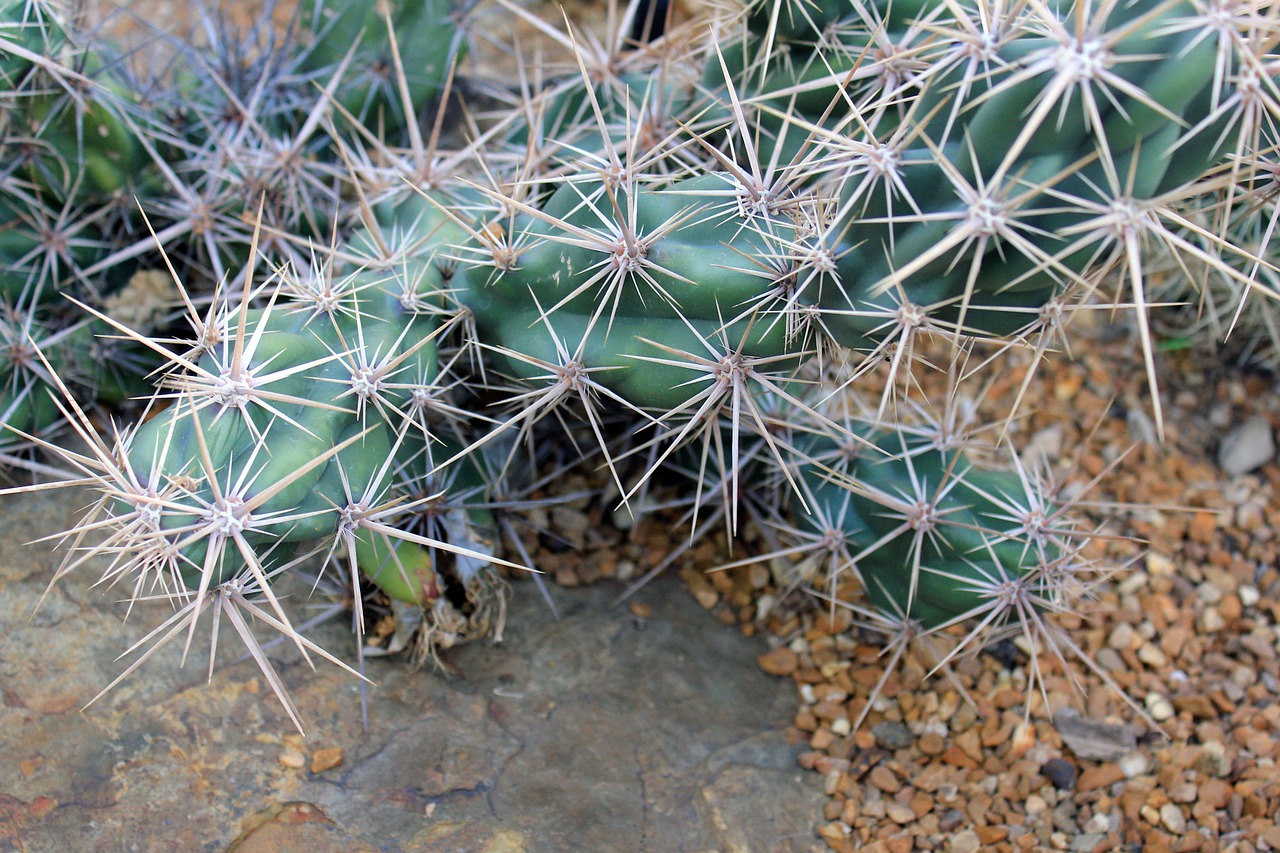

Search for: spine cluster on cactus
xmin=1 ymin=0 xmax=1276 ymax=731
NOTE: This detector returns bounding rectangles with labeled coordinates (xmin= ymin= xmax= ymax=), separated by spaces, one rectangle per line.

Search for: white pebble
xmin=1159 ymin=803 xmax=1187 ymax=834
xmin=1199 ymin=607 xmax=1226 ymax=633
xmin=1118 ymin=573 xmax=1149 ymax=596
xmin=1085 ymin=812 xmax=1111 ymax=835
xmin=1137 ymin=643 xmax=1169 ymax=669
xmin=1232 ymin=666 xmax=1256 ymax=688
xmin=1119 ymin=751 xmax=1149 ymax=778
xmin=1218 ymin=416 xmax=1274 ymax=477
xmin=948 ymin=830 xmax=981 ymax=853
xmin=1146 ymin=553 xmax=1176 ymax=576
xmin=1108 ymin=623 xmax=1135 ymax=650
xmin=1145 ymin=693 xmax=1175 ymax=722
xmin=1197 ymin=582 xmax=1224 ymax=604
xmin=1238 ymin=585 xmax=1261 ymax=608
xmin=922 ymin=720 xmax=948 ymax=738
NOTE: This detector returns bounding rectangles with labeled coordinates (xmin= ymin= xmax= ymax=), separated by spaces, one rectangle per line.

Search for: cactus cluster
xmin=3 ymin=0 xmax=1278 ymax=730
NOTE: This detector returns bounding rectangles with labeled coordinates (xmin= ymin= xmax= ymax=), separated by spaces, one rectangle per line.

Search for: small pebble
xmin=1020 ymin=425 xmax=1064 ymax=471
xmin=1055 ymin=709 xmax=1136 ymax=760
xmin=1238 ymin=585 xmax=1260 ymax=608
xmin=1159 ymin=802 xmax=1187 ymax=834
xmin=948 ymin=830 xmax=981 ymax=853
xmin=278 ymin=750 xmax=306 ymax=770
xmin=1118 ymin=573 xmax=1148 ymax=596
xmin=1197 ymin=582 xmax=1224 ymax=605
xmin=1094 ymin=648 xmax=1125 ymax=673
xmin=1198 ymin=773 xmax=1228 ymax=809
xmin=1160 ymin=627 xmax=1189 ymax=659
xmin=872 ymin=720 xmax=914 ymax=751
xmin=310 ymin=747 xmax=343 ymax=774
xmin=1127 ymin=407 xmax=1158 ymax=445
xmin=1217 ymin=416 xmax=1274 ymax=477
xmin=757 ymin=646 xmax=798 ymax=677
xmin=1118 ymin=751 xmax=1148 ymax=778
xmin=1236 ymin=500 xmax=1266 ymax=531
xmin=1108 ymin=623 xmax=1135 ymax=650
xmin=919 ymin=731 xmax=946 ymax=755
xmin=1240 ymin=632 xmax=1276 ymax=660
xmin=1084 ymin=812 xmax=1111 ymax=835
xmin=1051 ymin=801 xmax=1077 ymax=834
xmin=885 ymin=802 xmax=916 ymax=824
xmin=868 ymin=765 xmax=901 ymax=794
xmin=1070 ymin=834 xmax=1105 ymax=853
xmin=1145 ymin=693 xmax=1175 ymax=722
xmin=1137 ymin=643 xmax=1168 ymax=668
xmin=1199 ymin=607 xmax=1226 ymax=633
xmin=1040 ymin=758 xmax=1078 ymax=790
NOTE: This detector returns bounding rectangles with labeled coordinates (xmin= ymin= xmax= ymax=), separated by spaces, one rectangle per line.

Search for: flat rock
xmin=0 ymin=489 xmax=825 ymax=853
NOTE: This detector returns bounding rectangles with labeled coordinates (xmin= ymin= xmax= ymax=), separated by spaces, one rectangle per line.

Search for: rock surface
xmin=0 ymin=489 xmax=824 ymax=853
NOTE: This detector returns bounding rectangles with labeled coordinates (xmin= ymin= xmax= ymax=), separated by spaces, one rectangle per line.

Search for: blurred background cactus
xmin=2 ymin=0 xmax=1277 ymax=733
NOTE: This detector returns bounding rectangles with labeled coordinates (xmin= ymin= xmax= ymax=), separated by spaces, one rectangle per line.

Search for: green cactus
xmin=0 ymin=194 xmax=111 ymax=304
xmin=20 ymin=75 xmax=150 ymax=201
xmin=0 ymin=0 xmax=67 ymax=88
xmin=0 ymin=306 xmax=71 ymax=441
xmin=791 ymin=423 xmax=1069 ymax=630
xmin=299 ymin=0 xmax=467 ymax=133
xmin=6 ymin=0 xmax=1279 ymax=735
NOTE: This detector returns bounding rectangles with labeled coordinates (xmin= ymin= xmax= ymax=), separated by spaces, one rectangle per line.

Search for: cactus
xmin=789 ymin=418 xmax=1073 ymax=630
xmin=299 ymin=0 xmax=468 ymax=134
xmin=0 ymin=0 xmax=478 ymax=470
xmin=1 ymin=0 xmax=1277 ymax=735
